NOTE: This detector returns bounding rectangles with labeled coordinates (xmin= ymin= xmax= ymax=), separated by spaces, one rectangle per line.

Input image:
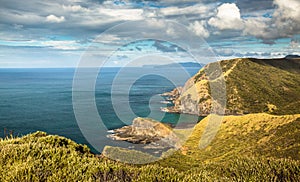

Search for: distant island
xmin=285 ymin=55 xmax=300 ymax=59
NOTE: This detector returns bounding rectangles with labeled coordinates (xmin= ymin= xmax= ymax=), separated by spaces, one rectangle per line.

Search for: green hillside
xmin=1 ymin=113 xmax=300 ymax=181
xmin=167 ymin=57 xmax=300 ymax=115
xmin=0 ymin=132 xmax=199 ymax=181
xmin=167 ymin=113 xmax=300 ymax=163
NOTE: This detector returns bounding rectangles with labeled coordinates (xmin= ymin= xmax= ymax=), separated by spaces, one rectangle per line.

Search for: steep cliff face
xmin=163 ymin=57 xmax=300 ymax=115
xmin=176 ymin=69 xmax=211 ymax=115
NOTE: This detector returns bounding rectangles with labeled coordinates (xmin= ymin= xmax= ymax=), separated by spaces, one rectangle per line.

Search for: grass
xmin=1 ymin=113 xmax=300 ymax=181
xmin=223 ymin=58 xmax=300 ymax=115
xmin=102 ymin=146 xmax=159 ymax=164
xmin=180 ymin=113 xmax=300 ymax=162
xmin=183 ymin=58 xmax=300 ymax=115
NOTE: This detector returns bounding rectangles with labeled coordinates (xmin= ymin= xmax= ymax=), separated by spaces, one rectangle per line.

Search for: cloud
xmin=207 ymin=1 xmax=300 ymax=43
xmin=214 ymin=48 xmax=235 ymax=57
xmin=41 ymin=40 xmax=79 ymax=50
xmin=98 ymin=8 xmax=144 ymax=21
xmin=274 ymin=0 xmax=300 ymax=20
xmin=290 ymin=40 xmax=299 ymax=49
xmin=46 ymin=15 xmax=65 ymax=23
xmin=13 ymin=24 xmax=23 ymax=29
xmin=0 ymin=10 xmax=44 ymax=26
xmin=0 ymin=39 xmax=82 ymax=51
xmin=189 ymin=20 xmax=209 ymax=38
xmin=208 ymin=3 xmax=244 ymax=30
xmin=140 ymin=3 xmax=214 ymax=21
xmin=95 ymin=34 xmax=121 ymax=44
xmin=243 ymin=17 xmax=270 ymax=39
xmin=134 ymin=0 xmax=211 ymax=7
xmin=236 ymin=0 xmax=274 ymax=13
xmin=62 ymin=5 xmax=88 ymax=12
xmin=152 ymin=40 xmax=185 ymax=52
xmin=160 ymin=4 xmax=210 ymax=17
xmin=0 ymin=0 xmax=299 ymax=68
xmin=242 ymin=0 xmax=300 ymax=42
xmin=272 ymin=0 xmax=300 ymax=37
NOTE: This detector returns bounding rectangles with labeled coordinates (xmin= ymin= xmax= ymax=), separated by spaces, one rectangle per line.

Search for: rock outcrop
xmin=108 ymin=117 xmax=180 ymax=149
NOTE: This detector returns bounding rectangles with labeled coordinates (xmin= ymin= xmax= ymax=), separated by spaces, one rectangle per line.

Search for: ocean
xmin=0 ymin=67 xmax=201 ymax=153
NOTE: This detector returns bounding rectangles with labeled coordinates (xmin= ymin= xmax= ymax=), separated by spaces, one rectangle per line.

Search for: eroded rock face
xmin=161 ymin=69 xmax=213 ymax=116
xmin=160 ymin=87 xmax=182 ymax=102
xmin=108 ymin=117 xmax=180 ymax=148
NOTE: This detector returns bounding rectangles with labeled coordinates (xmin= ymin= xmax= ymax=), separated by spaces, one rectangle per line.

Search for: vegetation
xmin=1 ymin=113 xmax=300 ymax=181
xmin=186 ymin=113 xmax=300 ymax=161
xmin=222 ymin=58 xmax=300 ymax=115
xmin=102 ymin=146 xmax=159 ymax=164
xmin=189 ymin=57 xmax=300 ymax=115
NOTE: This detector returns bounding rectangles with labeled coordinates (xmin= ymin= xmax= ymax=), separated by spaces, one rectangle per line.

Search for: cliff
xmin=108 ymin=117 xmax=180 ymax=148
xmin=162 ymin=57 xmax=300 ymax=115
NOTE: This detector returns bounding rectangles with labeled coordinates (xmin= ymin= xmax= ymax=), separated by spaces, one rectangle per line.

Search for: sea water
xmin=0 ymin=67 xmax=201 ymax=153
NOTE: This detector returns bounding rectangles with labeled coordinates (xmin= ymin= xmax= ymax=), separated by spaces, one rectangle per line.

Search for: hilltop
xmin=162 ymin=57 xmax=300 ymax=115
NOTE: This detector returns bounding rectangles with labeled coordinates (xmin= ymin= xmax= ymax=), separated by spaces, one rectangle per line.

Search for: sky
xmin=0 ymin=0 xmax=299 ymax=67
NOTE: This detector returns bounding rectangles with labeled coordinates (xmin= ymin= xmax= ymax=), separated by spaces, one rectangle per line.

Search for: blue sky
xmin=0 ymin=0 xmax=299 ymax=67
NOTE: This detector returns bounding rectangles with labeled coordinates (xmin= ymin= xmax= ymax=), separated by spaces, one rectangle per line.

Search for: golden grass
xmin=181 ymin=113 xmax=300 ymax=162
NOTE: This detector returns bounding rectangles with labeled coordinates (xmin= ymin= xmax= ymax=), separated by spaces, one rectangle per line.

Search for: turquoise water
xmin=0 ymin=67 xmax=201 ymax=153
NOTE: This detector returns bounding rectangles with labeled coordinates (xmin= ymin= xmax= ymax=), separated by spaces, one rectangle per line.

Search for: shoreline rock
xmin=160 ymin=106 xmax=180 ymax=113
xmin=107 ymin=117 xmax=181 ymax=149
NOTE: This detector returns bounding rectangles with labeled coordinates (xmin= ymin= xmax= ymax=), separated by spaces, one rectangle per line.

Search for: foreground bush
xmin=0 ymin=132 xmax=299 ymax=181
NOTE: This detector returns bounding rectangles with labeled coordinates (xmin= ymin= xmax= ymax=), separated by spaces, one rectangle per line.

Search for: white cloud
xmin=242 ymin=0 xmax=300 ymax=42
xmin=144 ymin=18 xmax=166 ymax=28
xmin=208 ymin=3 xmax=244 ymax=30
xmin=98 ymin=8 xmax=144 ymax=21
xmin=189 ymin=20 xmax=210 ymax=38
xmin=142 ymin=9 xmax=160 ymax=18
xmin=243 ymin=17 xmax=270 ymax=38
xmin=95 ymin=34 xmax=121 ymax=44
xmin=42 ymin=40 xmax=79 ymax=50
xmin=273 ymin=0 xmax=300 ymax=37
xmin=160 ymin=4 xmax=210 ymax=16
xmin=270 ymin=52 xmax=287 ymax=58
xmin=46 ymin=15 xmax=65 ymax=23
xmin=62 ymin=5 xmax=88 ymax=12
xmin=274 ymin=0 xmax=300 ymax=20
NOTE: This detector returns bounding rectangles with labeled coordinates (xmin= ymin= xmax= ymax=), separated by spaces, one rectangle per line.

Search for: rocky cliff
xmin=108 ymin=117 xmax=180 ymax=149
xmin=162 ymin=57 xmax=300 ymax=115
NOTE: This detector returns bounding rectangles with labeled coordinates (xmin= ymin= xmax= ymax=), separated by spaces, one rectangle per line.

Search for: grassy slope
xmin=223 ymin=58 xmax=300 ymax=114
xmin=1 ymin=113 xmax=300 ymax=181
xmin=185 ymin=113 xmax=300 ymax=161
xmin=159 ymin=114 xmax=300 ymax=169
xmin=191 ymin=58 xmax=300 ymax=115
